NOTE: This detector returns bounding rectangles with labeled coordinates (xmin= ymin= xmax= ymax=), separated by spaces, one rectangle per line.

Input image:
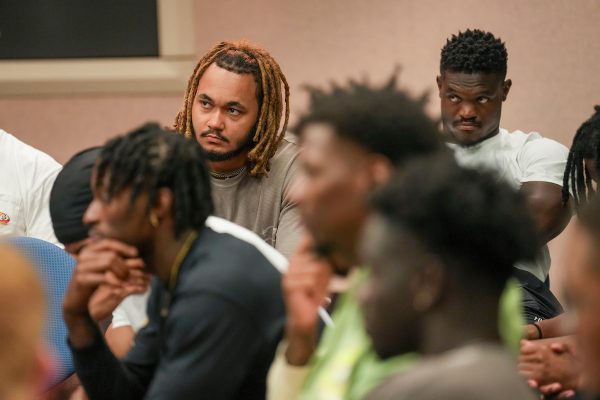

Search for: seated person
xmin=518 ymin=106 xmax=600 ymax=398
xmin=363 ymin=155 xmax=537 ymax=400
xmin=50 ymin=147 xmax=149 ymax=357
xmin=561 ymin=195 xmax=600 ymax=399
xmin=63 ymin=123 xmax=286 ymax=399
xmin=0 ymin=243 xmax=49 ymax=400
xmin=437 ymin=29 xmax=570 ymax=323
xmin=0 ymin=128 xmax=61 ymax=245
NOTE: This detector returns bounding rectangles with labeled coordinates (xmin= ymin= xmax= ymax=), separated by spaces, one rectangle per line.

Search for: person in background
xmin=518 ymin=106 xmax=600 ymax=399
xmin=437 ymin=29 xmax=570 ymax=323
xmin=554 ymin=194 xmax=600 ymax=399
xmin=0 ymin=128 xmax=61 ymax=245
xmin=50 ymin=147 xmax=150 ymax=357
xmin=174 ymin=40 xmax=301 ymax=258
xmin=362 ymin=155 xmax=536 ymax=400
xmin=63 ymin=123 xmax=286 ymax=399
xmin=0 ymin=243 xmax=50 ymax=400
xmin=268 ymin=75 xmax=440 ymax=400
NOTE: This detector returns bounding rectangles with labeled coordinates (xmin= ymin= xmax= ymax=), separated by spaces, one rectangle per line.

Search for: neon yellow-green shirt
xmin=299 ymin=267 xmax=523 ymax=400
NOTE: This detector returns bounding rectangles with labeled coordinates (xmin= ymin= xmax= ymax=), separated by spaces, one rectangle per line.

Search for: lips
xmin=454 ymin=123 xmax=480 ymax=131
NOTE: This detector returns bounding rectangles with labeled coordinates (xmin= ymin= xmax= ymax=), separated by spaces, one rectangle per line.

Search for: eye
xmin=448 ymin=94 xmax=460 ymax=103
xmin=199 ymin=100 xmax=212 ymax=109
xmin=228 ymin=108 xmax=241 ymax=116
xmin=477 ymin=97 xmax=490 ymax=104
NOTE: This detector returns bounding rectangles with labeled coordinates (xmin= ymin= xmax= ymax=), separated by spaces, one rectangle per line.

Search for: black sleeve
xmin=69 ymin=291 xmax=161 ymax=400
xmin=140 ymin=293 xmax=263 ymax=399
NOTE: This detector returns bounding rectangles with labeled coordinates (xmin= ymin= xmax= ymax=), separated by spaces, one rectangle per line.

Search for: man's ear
xmin=152 ymin=188 xmax=174 ymax=221
xmin=412 ymin=258 xmax=446 ymax=312
xmin=369 ymin=155 xmax=394 ymax=187
xmin=502 ymin=79 xmax=512 ymax=101
xmin=436 ymin=75 xmax=443 ymax=96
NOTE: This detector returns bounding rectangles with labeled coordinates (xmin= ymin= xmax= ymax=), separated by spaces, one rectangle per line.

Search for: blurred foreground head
xmin=0 ymin=243 xmax=47 ymax=400
xmin=360 ymin=154 xmax=539 ymax=358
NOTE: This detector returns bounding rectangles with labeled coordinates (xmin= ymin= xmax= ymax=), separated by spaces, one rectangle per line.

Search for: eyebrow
xmin=197 ymin=93 xmax=247 ymax=111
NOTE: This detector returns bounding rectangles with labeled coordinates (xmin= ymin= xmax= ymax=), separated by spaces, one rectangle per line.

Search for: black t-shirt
xmin=70 ymin=217 xmax=286 ymax=399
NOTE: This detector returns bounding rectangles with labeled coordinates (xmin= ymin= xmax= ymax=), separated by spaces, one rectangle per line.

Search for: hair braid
xmin=174 ymin=40 xmax=290 ymax=177
xmin=563 ymin=105 xmax=600 ymax=208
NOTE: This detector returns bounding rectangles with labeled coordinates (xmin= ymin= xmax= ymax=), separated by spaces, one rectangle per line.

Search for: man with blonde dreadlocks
xmin=174 ymin=40 xmax=300 ymax=258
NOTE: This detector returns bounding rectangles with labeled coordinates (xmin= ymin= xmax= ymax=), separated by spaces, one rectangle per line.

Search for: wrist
xmin=285 ymin=329 xmax=317 ymax=366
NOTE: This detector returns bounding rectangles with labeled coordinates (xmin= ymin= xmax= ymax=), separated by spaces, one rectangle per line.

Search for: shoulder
xmin=0 ymin=129 xmax=61 ymax=170
xmin=204 ymin=216 xmax=288 ymax=272
xmin=181 ymin=217 xmax=286 ymax=296
xmin=371 ymin=345 xmax=532 ymax=400
xmin=503 ymin=128 xmax=569 ymax=161
xmin=268 ymin=134 xmax=301 ymax=174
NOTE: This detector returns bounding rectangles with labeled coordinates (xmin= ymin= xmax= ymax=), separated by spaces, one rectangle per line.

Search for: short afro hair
xmin=294 ymin=73 xmax=442 ymax=166
xmin=440 ymin=29 xmax=508 ymax=77
xmin=372 ymin=154 xmax=539 ymax=293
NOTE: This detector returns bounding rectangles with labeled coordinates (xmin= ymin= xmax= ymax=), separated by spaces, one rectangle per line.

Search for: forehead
xmin=196 ymin=63 xmax=257 ymax=102
xmin=441 ymin=71 xmax=502 ymax=93
xmin=300 ymin=122 xmax=367 ymax=165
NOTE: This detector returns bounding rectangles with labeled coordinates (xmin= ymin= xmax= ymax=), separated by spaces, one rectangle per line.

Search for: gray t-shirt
xmin=211 ymin=135 xmax=301 ymax=258
xmin=367 ymin=343 xmax=535 ymax=400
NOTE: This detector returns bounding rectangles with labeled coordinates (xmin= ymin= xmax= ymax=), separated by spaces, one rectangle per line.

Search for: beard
xmin=201 ymin=129 xmax=256 ymax=162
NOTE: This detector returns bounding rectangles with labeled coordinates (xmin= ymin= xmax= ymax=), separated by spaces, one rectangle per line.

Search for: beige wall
xmin=1 ymin=0 xmax=599 ymax=296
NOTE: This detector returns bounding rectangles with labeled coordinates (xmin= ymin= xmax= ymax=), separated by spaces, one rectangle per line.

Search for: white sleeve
xmin=112 ymin=292 xmax=150 ymax=332
xmin=20 ymin=146 xmax=62 ymax=245
xmin=518 ymin=138 xmax=569 ymax=187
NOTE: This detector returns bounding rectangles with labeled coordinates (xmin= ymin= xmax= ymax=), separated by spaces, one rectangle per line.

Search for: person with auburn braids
xmin=174 ymin=40 xmax=300 ymax=258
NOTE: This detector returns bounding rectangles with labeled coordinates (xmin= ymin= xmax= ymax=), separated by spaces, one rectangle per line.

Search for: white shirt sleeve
xmin=518 ymin=138 xmax=569 ymax=187
xmin=16 ymin=139 xmax=62 ymax=245
xmin=112 ymin=291 xmax=150 ymax=332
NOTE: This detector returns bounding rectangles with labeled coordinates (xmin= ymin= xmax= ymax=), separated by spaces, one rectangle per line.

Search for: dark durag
xmin=50 ymin=147 xmax=101 ymax=245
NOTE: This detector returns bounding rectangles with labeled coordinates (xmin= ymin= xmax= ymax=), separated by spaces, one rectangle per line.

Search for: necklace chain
xmin=160 ymin=230 xmax=198 ymax=318
xmin=209 ymin=165 xmax=247 ymax=180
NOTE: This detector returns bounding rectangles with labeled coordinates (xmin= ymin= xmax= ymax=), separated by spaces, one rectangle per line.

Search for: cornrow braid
xmin=174 ymin=40 xmax=290 ymax=178
xmin=95 ymin=123 xmax=214 ymax=238
xmin=563 ymin=105 xmax=600 ymax=208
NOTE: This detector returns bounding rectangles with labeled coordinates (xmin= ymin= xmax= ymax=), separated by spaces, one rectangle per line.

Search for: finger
xmin=75 ymin=272 xmax=111 ymax=287
xmin=557 ymin=390 xmax=576 ymax=399
xmin=124 ymin=257 xmax=145 ymax=270
xmin=527 ymin=379 xmax=539 ymax=389
xmin=550 ymin=342 xmax=568 ymax=354
xmin=84 ymin=239 xmax=138 ymax=259
xmin=539 ymin=383 xmax=562 ymax=395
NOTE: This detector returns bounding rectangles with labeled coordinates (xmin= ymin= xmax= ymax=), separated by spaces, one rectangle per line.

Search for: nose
xmin=82 ymin=198 xmax=101 ymax=227
xmin=207 ymin=110 xmax=225 ymax=131
xmin=458 ymin=102 xmax=477 ymax=120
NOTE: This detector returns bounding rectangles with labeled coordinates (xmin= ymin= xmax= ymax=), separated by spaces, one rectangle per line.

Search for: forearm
xmin=524 ymin=315 xmax=571 ymax=340
xmin=285 ymin=331 xmax=317 ymax=366
xmin=68 ymin=321 xmax=144 ymax=399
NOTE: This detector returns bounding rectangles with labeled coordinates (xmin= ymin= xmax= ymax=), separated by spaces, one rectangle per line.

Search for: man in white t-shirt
xmin=0 ymin=129 xmax=61 ymax=245
xmin=437 ymin=30 xmax=570 ymax=322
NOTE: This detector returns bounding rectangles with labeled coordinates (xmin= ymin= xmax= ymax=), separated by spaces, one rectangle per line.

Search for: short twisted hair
xmin=95 ymin=123 xmax=213 ymax=237
xmin=294 ymin=73 xmax=442 ymax=166
xmin=440 ymin=29 xmax=508 ymax=77
xmin=174 ymin=41 xmax=290 ymax=177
